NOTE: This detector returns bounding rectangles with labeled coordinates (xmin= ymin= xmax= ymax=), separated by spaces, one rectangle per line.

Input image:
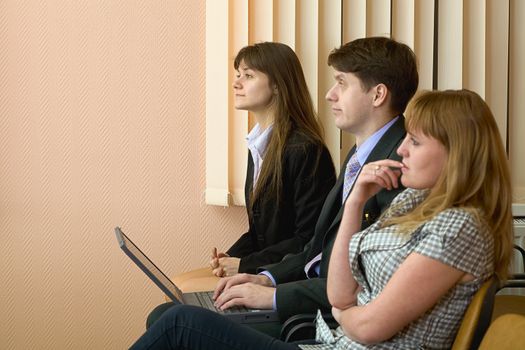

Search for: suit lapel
xmin=244 ymin=152 xmax=255 ymax=204
xmin=322 ymin=116 xmax=406 ymax=247
xmin=305 ymin=146 xmax=356 ymax=261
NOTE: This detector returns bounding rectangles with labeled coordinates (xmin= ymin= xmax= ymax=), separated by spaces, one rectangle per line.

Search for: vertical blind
xmin=206 ymin=0 xmax=525 ymax=206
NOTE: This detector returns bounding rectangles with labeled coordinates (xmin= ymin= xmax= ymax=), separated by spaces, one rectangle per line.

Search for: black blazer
xmin=262 ymin=116 xmax=407 ymax=321
xmin=227 ymin=131 xmax=336 ymax=274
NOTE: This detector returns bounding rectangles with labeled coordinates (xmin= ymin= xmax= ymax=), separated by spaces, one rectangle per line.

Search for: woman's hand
xmin=210 ymin=247 xmax=228 ymax=276
xmin=212 ymin=257 xmax=241 ymax=277
xmin=210 ymin=247 xmax=241 ymax=277
xmin=348 ymin=160 xmax=404 ymax=206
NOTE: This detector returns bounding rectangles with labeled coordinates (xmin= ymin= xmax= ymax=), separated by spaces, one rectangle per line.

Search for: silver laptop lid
xmin=115 ymin=227 xmax=184 ymax=303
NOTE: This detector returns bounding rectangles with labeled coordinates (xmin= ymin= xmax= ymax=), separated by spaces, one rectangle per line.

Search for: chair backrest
xmin=512 ymin=244 xmax=525 ymax=271
xmin=451 ymin=277 xmax=499 ymax=350
xmin=491 ymin=244 xmax=525 ymax=320
xmin=478 ymin=313 xmax=525 ymax=350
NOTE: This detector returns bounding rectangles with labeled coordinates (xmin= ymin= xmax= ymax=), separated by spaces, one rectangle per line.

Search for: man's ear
xmin=372 ymin=83 xmax=388 ymax=107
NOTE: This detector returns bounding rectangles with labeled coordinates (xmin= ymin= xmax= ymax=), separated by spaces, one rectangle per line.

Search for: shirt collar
xmin=355 ymin=116 xmax=400 ymax=165
xmin=246 ymin=123 xmax=273 ymax=156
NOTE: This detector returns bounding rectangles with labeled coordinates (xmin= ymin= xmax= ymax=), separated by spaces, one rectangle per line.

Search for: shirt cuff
xmin=258 ymin=270 xmax=278 ymax=310
xmin=258 ymin=270 xmax=277 ymax=286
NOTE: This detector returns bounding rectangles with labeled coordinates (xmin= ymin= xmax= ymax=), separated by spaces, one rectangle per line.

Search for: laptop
xmin=115 ymin=226 xmax=279 ymax=324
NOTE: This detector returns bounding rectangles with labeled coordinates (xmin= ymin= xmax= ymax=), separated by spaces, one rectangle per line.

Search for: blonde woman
xmin=323 ymin=89 xmax=513 ymax=349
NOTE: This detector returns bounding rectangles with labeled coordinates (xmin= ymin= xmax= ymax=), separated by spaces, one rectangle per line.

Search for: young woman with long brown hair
xmin=210 ymin=42 xmax=336 ymax=276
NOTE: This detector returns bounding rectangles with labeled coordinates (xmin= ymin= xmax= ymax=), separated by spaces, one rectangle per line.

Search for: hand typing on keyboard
xmin=212 ymin=273 xmax=275 ymax=310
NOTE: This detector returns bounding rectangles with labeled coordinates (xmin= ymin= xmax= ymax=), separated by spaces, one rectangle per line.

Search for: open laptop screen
xmin=115 ymin=227 xmax=184 ymax=302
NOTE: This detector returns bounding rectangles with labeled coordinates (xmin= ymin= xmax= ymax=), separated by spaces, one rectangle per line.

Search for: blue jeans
xmin=130 ymin=305 xmax=301 ymax=350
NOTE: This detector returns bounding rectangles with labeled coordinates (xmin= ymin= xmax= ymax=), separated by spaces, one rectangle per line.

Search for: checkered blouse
xmin=299 ymin=188 xmax=494 ymax=350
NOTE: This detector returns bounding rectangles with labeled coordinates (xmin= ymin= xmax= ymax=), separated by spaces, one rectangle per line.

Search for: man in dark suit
xmin=212 ymin=36 xmax=419 ymax=334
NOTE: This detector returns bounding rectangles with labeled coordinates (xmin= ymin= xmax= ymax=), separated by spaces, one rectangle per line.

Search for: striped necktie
xmin=342 ymin=152 xmax=361 ymax=203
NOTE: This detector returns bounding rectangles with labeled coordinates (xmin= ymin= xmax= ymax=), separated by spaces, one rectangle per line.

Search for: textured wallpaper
xmin=0 ymin=1 xmax=247 ymax=348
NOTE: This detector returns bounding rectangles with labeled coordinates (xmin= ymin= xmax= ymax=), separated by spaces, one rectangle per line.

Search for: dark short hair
xmin=327 ymin=37 xmax=419 ymax=114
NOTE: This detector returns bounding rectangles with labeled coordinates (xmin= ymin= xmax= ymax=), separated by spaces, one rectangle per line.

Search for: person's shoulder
xmin=286 ymin=129 xmax=318 ymax=145
xmin=285 ymin=130 xmax=325 ymax=152
xmin=425 ymin=206 xmax=485 ymax=240
xmin=432 ymin=207 xmax=479 ymax=225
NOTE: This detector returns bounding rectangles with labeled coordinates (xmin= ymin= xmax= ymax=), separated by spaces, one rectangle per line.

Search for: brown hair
xmin=327 ymin=36 xmax=418 ymax=114
xmin=234 ymin=42 xmax=326 ymax=207
xmin=385 ymin=89 xmax=513 ymax=280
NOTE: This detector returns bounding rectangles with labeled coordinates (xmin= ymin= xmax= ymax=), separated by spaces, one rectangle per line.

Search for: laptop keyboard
xmin=194 ymin=291 xmax=249 ymax=314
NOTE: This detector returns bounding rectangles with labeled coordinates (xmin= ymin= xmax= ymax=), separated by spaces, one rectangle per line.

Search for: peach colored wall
xmin=0 ymin=1 xmax=246 ymax=349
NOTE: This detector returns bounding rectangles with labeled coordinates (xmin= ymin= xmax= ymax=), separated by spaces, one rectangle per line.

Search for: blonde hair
xmin=385 ymin=89 xmax=513 ymax=280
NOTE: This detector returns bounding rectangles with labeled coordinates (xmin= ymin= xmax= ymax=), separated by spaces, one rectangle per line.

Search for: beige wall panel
xmin=485 ymin=0 xmax=509 ymax=144
xmin=340 ymin=0 xmax=366 ymax=163
xmin=343 ymin=0 xmax=367 ymax=42
xmin=463 ymin=0 xmax=486 ymax=97
xmin=367 ymin=0 xmax=391 ymax=37
xmin=509 ymin=0 xmax=525 ymax=202
xmin=206 ymin=0 xmax=230 ymax=205
xmin=319 ymin=0 xmax=343 ymax=169
xmin=0 ymin=1 xmax=248 ymax=348
xmin=438 ymin=0 xmax=463 ymax=89
xmin=296 ymin=0 xmax=319 ymax=110
xmin=414 ymin=0 xmax=435 ymax=90
xmin=340 ymin=132 xmax=356 ymax=168
xmin=392 ymin=0 xmax=415 ymax=48
xmin=274 ymin=0 xmax=296 ymax=48
xmin=249 ymin=0 xmax=273 ymax=43
xmin=229 ymin=0 xmax=249 ymax=205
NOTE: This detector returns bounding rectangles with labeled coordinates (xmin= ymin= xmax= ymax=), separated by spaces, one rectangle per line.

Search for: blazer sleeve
xmin=226 ymin=230 xmax=254 ymax=257
xmin=259 ymin=246 xmax=312 ymax=284
xmin=275 ymin=278 xmax=331 ymax=321
xmin=237 ymin=143 xmax=336 ymax=273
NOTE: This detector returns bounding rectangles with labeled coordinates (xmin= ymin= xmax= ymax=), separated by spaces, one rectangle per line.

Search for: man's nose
xmin=325 ymin=85 xmax=337 ymax=101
